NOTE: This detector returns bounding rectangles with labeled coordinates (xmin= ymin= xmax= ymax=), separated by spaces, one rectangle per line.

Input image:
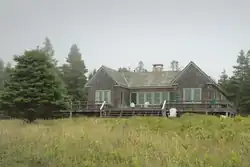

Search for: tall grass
xmin=0 ymin=115 xmax=250 ymax=167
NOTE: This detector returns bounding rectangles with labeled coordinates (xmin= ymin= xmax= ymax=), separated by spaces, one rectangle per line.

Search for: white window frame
xmin=183 ymin=88 xmax=202 ymax=103
xmin=95 ymin=90 xmax=111 ymax=104
xmin=137 ymin=92 xmax=145 ymax=105
xmin=154 ymin=92 xmax=162 ymax=104
xmin=130 ymin=92 xmax=173 ymax=105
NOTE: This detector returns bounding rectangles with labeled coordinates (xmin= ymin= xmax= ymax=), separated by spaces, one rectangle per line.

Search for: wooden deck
xmin=53 ymin=106 xmax=236 ymax=118
xmin=51 ymin=100 xmax=236 ymax=118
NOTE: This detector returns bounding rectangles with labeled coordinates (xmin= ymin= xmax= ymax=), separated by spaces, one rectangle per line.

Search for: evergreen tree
xmin=118 ymin=67 xmax=130 ymax=72
xmin=0 ymin=49 xmax=69 ymax=121
xmin=218 ymin=69 xmax=229 ymax=89
xmin=226 ymin=50 xmax=250 ymax=112
xmin=135 ymin=61 xmax=147 ymax=72
xmin=170 ymin=60 xmax=180 ymax=71
xmin=0 ymin=59 xmax=5 ymax=92
xmin=62 ymin=44 xmax=88 ymax=106
xmin=38 ymin=37 xmax=57 ymax=67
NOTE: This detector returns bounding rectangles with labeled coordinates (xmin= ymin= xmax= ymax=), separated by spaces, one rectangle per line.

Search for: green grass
xmin=0 ymin=115 xmax=250 ymax=167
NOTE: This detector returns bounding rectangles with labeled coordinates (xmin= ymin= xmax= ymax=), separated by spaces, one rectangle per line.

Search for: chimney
xmin=152 ymin=64 xmax=163 ymax=72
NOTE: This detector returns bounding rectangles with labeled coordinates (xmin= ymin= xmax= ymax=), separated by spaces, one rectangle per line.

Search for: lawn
xmin=0 ymin=115 xmax=250 ymax=167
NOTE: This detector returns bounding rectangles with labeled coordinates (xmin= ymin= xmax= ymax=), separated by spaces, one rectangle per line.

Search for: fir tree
xmin=0 ymin=49 xmax=69 ymax=122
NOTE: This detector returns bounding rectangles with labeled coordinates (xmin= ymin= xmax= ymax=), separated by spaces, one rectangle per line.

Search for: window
xmin=169 ymin=92 xmax=176 ymax=102
xmin=95 ymin=90 xmax=111 ymax=104
xmin=104 ymin=90 xmax=111 ymax=103
xmin=138 ymin=92 xmax=145 ymax=104
xmin=183 ymin=88 xmax=192 ymax=102
xmin=154 ymin=92 xmax=161 ymax=104
xmin=162 ymin=92 xmax=169 ymax=103
xmin=193 ymin=89 xmax=201 ymax=101
xmin=95 ymin=91 xmax=101 ymax=103
xmin=131 ymin=92 xmax=137 ymax=104
xmin=183 ymin=88 xmax=202 ymax=102
xmin=145 ymin=92 xmax=152 ymax=104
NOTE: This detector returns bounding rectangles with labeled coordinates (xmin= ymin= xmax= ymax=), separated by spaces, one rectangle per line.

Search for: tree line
xmin=0 ymin=37 xmax=89 ymax=122
xmin=218 ymin=50 xmax=250 ymax=114
xmin=0 ymin=36 xmax=248 ymax=122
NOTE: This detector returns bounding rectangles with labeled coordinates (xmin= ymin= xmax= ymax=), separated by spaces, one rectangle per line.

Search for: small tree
xmin=0 ymin=49 xmax=69 ymax=122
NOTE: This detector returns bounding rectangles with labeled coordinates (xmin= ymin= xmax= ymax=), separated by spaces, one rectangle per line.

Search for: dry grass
xmin=0 ymin=114 xmax=250 ymax=167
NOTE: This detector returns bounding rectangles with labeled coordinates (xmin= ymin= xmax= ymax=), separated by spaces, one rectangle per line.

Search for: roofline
xmin=84 ymin=66 xmax=103 ymax=87
xmin=171 ymin=61 xmax=216 ymax=83
xmin=85 ymin=66 xmax=120 ymax=87
xmin=114 ymin=85 xmax=176 ymax=89
xmin=171 ymin=61 xmax=229 ymax=96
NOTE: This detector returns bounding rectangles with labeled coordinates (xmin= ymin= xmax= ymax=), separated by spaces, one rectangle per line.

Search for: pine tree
xmin=218 ymin=69 xmax=228 ymax=89
xmin=62 ymin=44 xmax=88 ymax=106
xmin=0 ymin=50 xmax=69 ymax=122
xmin=135 ymin=61 xmax=147 ymax=72
xmin=229 ymin=50 xmax=250 ymax=112
xmin=0 ymin=59 xmax=5 ymax=92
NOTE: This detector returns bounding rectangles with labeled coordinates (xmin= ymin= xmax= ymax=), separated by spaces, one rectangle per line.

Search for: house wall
xmin=114 ymin=87 xmax=130 ymax=107
xmin=87 ymin=68 xmax=116 ymax=105
xmin=174 ymin=64 xmax=222 ymax=102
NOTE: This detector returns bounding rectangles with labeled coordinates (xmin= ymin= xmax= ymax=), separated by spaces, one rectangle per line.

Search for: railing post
xmin=100 ymin=101 xmax=106 ymax=117
xmin=69 ymin=101 xmax=72 ymax=119
xmin=161 ymin=100 xmax=167 ymax=117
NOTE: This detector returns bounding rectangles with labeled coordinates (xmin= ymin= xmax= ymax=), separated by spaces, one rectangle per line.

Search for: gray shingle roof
xmin=102 ymin=66 xmax=179 ymax=88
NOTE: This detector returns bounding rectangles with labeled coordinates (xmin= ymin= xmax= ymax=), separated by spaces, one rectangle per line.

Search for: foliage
xmin=170 ymin=60 xmax=181 ymax=71
xmin=0 ymin=50 xmax=69 ymax=121
xmin=219 ymin=49 xmax=250 ymax=113
xmin=1 ymin=115 xmax=250 ymax=166
xmin=118 ymin=67 xmax=130 ymax=72
xmin=135 ymin=61 xmax=147 ymax=72
xmin=61 ymin=44 xmax=88 ymax=104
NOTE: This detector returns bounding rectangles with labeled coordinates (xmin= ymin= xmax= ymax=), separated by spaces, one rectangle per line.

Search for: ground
xmin=0 ymin=115 xmax=250 ymax=167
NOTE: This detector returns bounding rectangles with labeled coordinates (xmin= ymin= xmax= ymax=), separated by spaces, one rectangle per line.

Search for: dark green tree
xmin=0 ymin=59 xmax=5 ymax=92
xmin=225 ymin=50 xmax=250 ymax=113
xmin=0 ymin=49 xmax=69 ymax=122
xmin=61 ymin=44 xmax=88 ymax=106
xmin=41 ymin=37 xmax=56 ymax=63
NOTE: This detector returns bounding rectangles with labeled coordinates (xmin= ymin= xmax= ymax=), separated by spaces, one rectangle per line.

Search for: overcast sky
xmin=1 ymin=0 xmax=250 ymax=79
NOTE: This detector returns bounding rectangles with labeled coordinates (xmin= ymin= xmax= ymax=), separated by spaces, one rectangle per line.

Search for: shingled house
xmin=85 ymin=61 xmax=230 ymax=109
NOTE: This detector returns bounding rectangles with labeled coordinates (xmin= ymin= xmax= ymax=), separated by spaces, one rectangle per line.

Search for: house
xmin=85 ymin=61 xmax=230 ymax=110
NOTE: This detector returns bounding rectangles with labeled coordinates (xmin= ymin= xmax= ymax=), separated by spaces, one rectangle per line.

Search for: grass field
xmin=0 ymin=115 xmax=250 ymax=167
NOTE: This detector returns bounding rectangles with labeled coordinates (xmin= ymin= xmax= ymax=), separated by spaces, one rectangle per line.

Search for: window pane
xmin=104 ymin=91 xmax=111 ymax=103
xmin=99 ymin=91 xmax=103 ymax=102
xmin=162 ymin=92 xmax=169 ymax=103
xmin=154 ymin=92 xmax=161 ymax=104
xmin=184 ymin=88 xmax=192 ymax=101
xmin=95 ymin=91 xmax=100 ymax=103
xmin=138 ymin=92 xmax=144 ymax=104
xmin=131 ymin=93 xmax=137 ymax=104
xmin=169 ymin=92 xmax=176 ymax=102
xmin=145 ymin=92 xmax=152 ymax=104
xmin=193 ymin=88 xmax=201 ymax=101
xmin=104 ymin=91 xmax=108 ymax=102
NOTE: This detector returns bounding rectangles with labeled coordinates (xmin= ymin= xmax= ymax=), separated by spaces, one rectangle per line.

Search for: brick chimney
xmin=152 ymin=64 xmax=163 ymax=72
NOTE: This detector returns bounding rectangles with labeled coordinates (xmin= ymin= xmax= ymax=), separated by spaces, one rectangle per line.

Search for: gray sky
xmin=1 ymin=0 xmax=250 ymax=80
